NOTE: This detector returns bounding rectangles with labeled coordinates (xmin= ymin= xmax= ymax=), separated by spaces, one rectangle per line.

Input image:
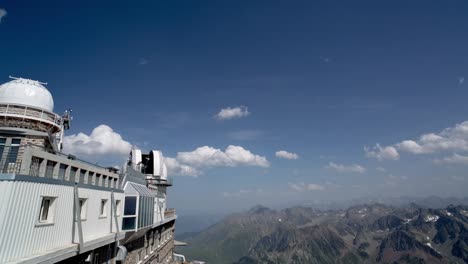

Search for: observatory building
xmin=0 ymin=77 xmax=179 ymax=264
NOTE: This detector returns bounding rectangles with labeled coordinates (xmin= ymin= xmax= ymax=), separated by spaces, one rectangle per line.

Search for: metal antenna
xmin=9 ymin=76 xmax=48 ymax=85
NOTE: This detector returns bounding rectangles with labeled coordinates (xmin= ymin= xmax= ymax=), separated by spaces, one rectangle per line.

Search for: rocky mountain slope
xmin=178 ymin=204 xmax=468 ymax=264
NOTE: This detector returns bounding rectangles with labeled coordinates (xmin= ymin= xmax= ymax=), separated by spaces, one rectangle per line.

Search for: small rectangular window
xmin=100 ymin=199 xmax=108 ymax=217
xmin=124 ymin=196 xmax=137 ymax=216
xmin=116 ymin=200 xmax=121 ymax=216
xmin=38 ymin=197 xmax=55 ymax=224
xmin=70 ymin=167 xmax=78 ymax=182
xmin=58 ymin=164 xmax=67 ymax=180
xmin=79 ymin=170 xmax=86 ymax=184
xmin=79 ymin=198 xmax=87 ymax=220
xmin=0 ymin=138 xmax=5 ymax=160
xmin=29 ymin=156 xmax=43 ymax=176
xmin=96 ymin=174 xmax=101 ymax=186
xmin=103 ymin=175 xmax=108 ymax=188
xmin=4 ymin=138 xmax=21 ymax=173
xmin=88 ymin=172 xmax=94 ymax=185
xmin=122 ymin=217 xmax=136 ymax=230
xmin=45 ymin=161 xmax=56 ymax=178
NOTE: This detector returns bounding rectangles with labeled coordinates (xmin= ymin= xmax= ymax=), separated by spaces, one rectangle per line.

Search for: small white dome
xmin=0 ymin=77 xmax=54 ymax=112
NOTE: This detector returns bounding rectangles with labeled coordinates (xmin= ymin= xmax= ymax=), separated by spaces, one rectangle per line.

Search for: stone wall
xmin=124 ymin=220 xmax=176 ymax=264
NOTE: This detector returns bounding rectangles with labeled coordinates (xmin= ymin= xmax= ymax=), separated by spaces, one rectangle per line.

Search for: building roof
xmin=126 ymin=182 xmax=154 ymax=197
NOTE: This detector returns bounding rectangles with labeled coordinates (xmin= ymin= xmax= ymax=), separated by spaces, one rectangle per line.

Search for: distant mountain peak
xmin=247 ymin=205 xmax=272 ymax=215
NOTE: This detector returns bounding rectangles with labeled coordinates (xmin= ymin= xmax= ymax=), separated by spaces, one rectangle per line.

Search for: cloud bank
xmin=434 ymin=153 xmax=468 ymax=165
xmin=366 ymin=120 xmax=468 ymax=162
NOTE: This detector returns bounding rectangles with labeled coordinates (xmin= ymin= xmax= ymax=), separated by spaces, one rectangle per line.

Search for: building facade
xmin=0 ymin=77 xmax=181 ymax=264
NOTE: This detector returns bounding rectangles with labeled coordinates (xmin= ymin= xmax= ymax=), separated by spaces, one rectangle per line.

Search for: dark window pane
xmin=124 ymin=196 xmax=137 ymax=215
xmin=11 ymin=139 xmax=21 ymax=145
xmin=40 ymin=198 xmax=51 ymax=221
xmin=122 ymin=217 xmax=136 ymax=230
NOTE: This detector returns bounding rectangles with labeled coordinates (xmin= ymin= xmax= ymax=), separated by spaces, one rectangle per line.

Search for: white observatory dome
xmin=0 ymin=78 xmax=54 ymax=112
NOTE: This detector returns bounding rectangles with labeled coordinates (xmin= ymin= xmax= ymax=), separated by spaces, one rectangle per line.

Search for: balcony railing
xmin=0 ymin=143 xmax=122 ymax=190
xmin=0 ymin=104 xmax=62 ymax=126
xmin=164 ymin=208 xmax=176 ymax=219
xmin=0 ymin=104 xmax=63 ymax=134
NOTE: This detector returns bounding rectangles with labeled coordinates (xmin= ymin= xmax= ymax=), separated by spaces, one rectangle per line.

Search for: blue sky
xmin=1 ymin=0 xmax=468 ymax=214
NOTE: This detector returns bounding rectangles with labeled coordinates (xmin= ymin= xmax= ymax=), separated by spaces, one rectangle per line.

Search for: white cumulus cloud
xmin=364 ymin=144 xmax=399 ymax=161
xmin=63 ymin=125 xmax=132 ymax=157
xmin=176 ymin=145 xmax=269 ymax=168
xmin=288 ymin=182 xmax=325 ymax=192
xmin=215 ymin=106 xmax=250 ymax=120
xmin=164 ymin=157 xmax=200 ymax=177
xmin=275 ymin=150 xmax=299 ymax=160
xmin=366 ymin=120 xmax=468 ymax=160
xmin=0 ymin=9 xmax=6 ymax=23
xmin=165 ymin=145 xmax=269 ymax=177
xmin=326 ymin=162 xmax=366 ymax=173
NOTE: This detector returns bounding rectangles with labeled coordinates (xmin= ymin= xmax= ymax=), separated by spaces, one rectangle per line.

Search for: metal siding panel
xmin=0 ymin=181 xmax=74 ymax=262
xmin=0 ymin=180 xmax=124 ymax=262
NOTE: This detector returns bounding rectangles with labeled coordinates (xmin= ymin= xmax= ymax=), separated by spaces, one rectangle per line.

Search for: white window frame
xmin=99 ymin=199 xmax=108 ymax=218
xmin=122 ymin=195 xmax=138 ymax=231
xmin=36 ymin=196 xmax=56 ymax=226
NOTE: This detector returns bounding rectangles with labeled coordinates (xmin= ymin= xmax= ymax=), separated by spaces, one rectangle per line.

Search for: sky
xmin=1 ymin=0 xmax=468 ymax=214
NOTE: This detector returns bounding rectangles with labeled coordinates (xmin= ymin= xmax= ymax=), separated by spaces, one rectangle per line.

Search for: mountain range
xmin=177 ymin=203 xmax=468 ymax=263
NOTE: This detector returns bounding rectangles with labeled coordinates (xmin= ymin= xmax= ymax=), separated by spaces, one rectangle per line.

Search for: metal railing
xmin=0 ymin=103 xmax=62 ymax=127
xmin=147 ymin=177 xmax=173 ymax=186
